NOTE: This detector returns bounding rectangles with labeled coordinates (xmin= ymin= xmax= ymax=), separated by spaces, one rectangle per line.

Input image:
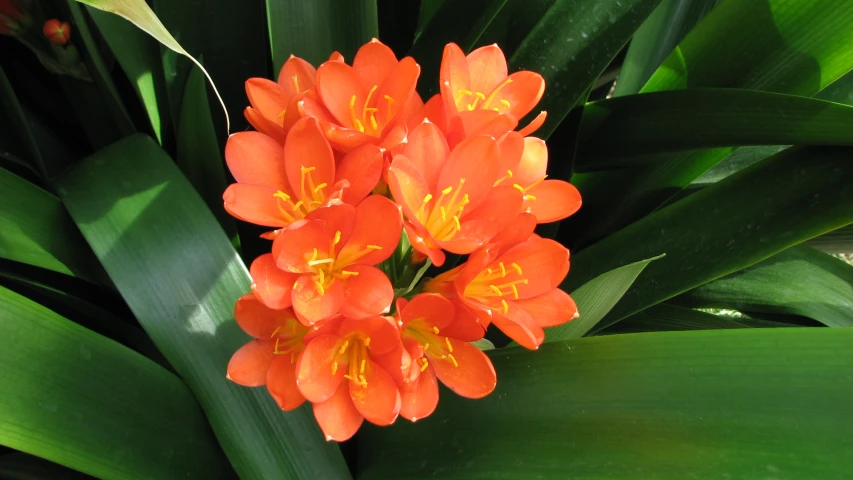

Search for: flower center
xmin=416 ymin=178 xmax=470 ymax=242
xmin=403 ymin=320 xmax=459 ymax=373
xmin=303 ymin=231 xmax=382 ymax=296
xmin=272 ymin=166 xmax=329 ymax=224
xmin=455 ymin=78 xmax=513 ymax=113
xmin=463 ymin=261 xmax=529 ymax=315
xmin=348 ymin=85 xmax=396 ymax=136
xmin=332 ymin=334 xmax=372 ymax=387
xmin=271 ymin=318 xmax=309 ymax=364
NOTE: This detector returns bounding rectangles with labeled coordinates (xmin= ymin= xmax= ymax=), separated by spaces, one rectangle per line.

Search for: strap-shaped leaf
xmin=599 ymin=303 xmax=749 ymax=334
xmin=56 ymin=135 xmax=350 ymax=480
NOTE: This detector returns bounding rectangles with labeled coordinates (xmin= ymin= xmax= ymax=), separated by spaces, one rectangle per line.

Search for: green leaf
xmin=176 ymin=65 xmax=236 ymax=241
xmin=565 ymin=0 xmax=853 ymax=246
xmin=613 ymin=0 xmax=721 ymax=97
xmin=673 ymin=246 xmax=853 ymax=328
xmin=55 ymin=135 xmax=350 ymax=480
xmin=598 ymin=303 xmax=749 ymax=334
xmin=563 ymin=146 xmax=853 ymax=332
xmin=266 ymin=0 xmax=378 ymax=69
xmin=0 ymin=67 xmax=45 ymax=179
xmin=0 ymin=285 xmax=230 ymax=479
xmin=85 ymin=6 xmax=171 ymax=144
xmin=691 ymin=145 xmax=789 ymax=186
xmin=508 ymin=0 xmax=663 ymax=137
xmin=574 ymin=89 xmax=853 ymax=170
xmin=75 ymin=0 xmax=230 ymax=131
xmin=805 ymin=224 xmax=853 ymax=254
xmin=545 ymin=254 xmax=664 ymax=341
xmin=359 ymin=328 xmax=853 ymax=479
xmin=0 ymin=169 xmax=105 ymax=284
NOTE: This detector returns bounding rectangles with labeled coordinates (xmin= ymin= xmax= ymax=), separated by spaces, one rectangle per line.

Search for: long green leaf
xmin=599 ymin=303 xmax=749 ymax=334
xmin=266 ymin=0 xmax=378 ymax=69
xmin=545 ymin=254 xmax=664 ymax=341
xmin=359 ymin=328 xmax=853 ymax=479
xmin=0 ymin=67 xmax=45 ymax=179
xmin=508 ymin=0 xmax=663 ymax=137
xmin=55 ymin=135 xmax=350 ymax=480
xmin=0 ymin=286 xmax=230 ymax=479
xmin=613 ymin=0 xmax=720 ymax=97
xmin=563 ymin=146 xmax=853 ymax=332
xmin=0 ymin=169 xmax=105 ymax=284
xmin=574 ymin=89 xmax=853 ymax=170
xmin=673 ymin=246 xmax=853 ymax=328
xmin=565 ymin=0 xmax=853 ymax=246
xmin=805 ymin=225 xmax=853 ymax=254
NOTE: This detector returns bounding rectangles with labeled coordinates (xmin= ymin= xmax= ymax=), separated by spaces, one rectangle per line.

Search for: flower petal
xmin=497 ymin=131 xmax=524 ymax=176
xmin=439 ymin=186 xmax=522 ymax=254
xmin=401 ymin=293 xmax=455 ymax=331
xmin=250 ymin=254 xmax=298 ymax=310
xmin=339 ymin=315 xmax=401 ymax=355
xmin=402 ymin=121 xmax=449 ymax=192
xmin=458 ymin=109 xmax=518 ymax=139
xmin=244 ymin=107 xmax=287 ymax=144
xmin=292 ymin=275 xmax=344 ymax=325
xmin=317 ymin=61 xmax=367 ymax=128
xmin=337 ymin=195 xmax=401 ymax=267
xmin=399 ymin=367 xmax=439 ymax=422
xmin=439 ymin=42 xmax=470 ymax=106
xmin=516 ymin=288 xmax=579 ymax=328
xmin=388 ymin=155 xmax=431 ymax=223
xmin=278 ymin=55 xmax=316 ymax=98
xmin=224 ymin=131 xmax=288 ymax=188
xmin=350 ymin=359 xmax=401 ymax=426
xmin=375 ymin=57 xmax=420 ymax=132
xmin=431 ymin=338 xmax=496 ymax=398
xmin=305 ymin=203 xmax=356 ymax=249
xmin=335 ymin=144 xmax=384 ymax=204
xmin=486 ymin=212 xmax=537 ymax=254
xmin=235 ymin=293 xmax=290 ymax=338
xmin=226 ymin=340 xmax=275 ymax=387
xmin=491 ymin=303 xmax=544 ymax=349
xmin=285 ymin=117 xmax=336 ymax=198
xmin=525 ymin=180 xmax=582 ymax=223
xmin=465 ymin=44 xmax=508 ymax=95
xmin=436 ymin=135 xmax=501 ymax=212
xmin=296 ymin=334 xmax=345 ymax=402
xmin=314 ymin=381 xmax=363 ymax=441
xmin=340 ymin=264 xmax=394 ymax=319
xmin=245 ymin=78 xmax=288 ymax=123
xmin=325 ymin=125 xmax=380 ymax=152
xmin=500 ymin=71 xmax=545 ymax=119
xmin=515 ymin=137 xmax=548 ymax=186
xmin=404 ymin=221 xmax=446 ymax=267
xmin=409 ymin=94 xmax=447 ymax=133
xmin=273 ymin=219 xmax=334 ymax=273
xmin=439 ymin=299 xmax=487 ymax=341
xmin=353 ymin=39 xmax=398 ymax=89
xmin=267 ymin=355 xmax=306 ymax=411
xmin=223 ymin=184 xmax=286 ymax=228
xmin=496 ymin=237 xmax=570 ymax=299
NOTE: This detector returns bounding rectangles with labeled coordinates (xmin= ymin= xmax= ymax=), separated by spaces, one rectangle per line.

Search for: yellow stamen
xmin=367 ymin=245 xmax=383 ymax=250
xmin=364 ymin=337 xmax=371 ymax=347
xmin=513 ymin=183 xmax=526 ymax=193
xmin=360 ymin=359 xmax=366 ymax=374
xmin=432 ymin=326 xmax=440 ymax=334
xmin=445 ymin=337 xmax=453 ymax=352
xmin=511 ymin=263 xmax=523 ymax=275
xmin=419 ymin=358 xmax=429 ymax=372
xmin=338 ymin=340 xmax=350 ymax=355
xmin=315 ymin=281 xmax=325 ymax=295
xmin=490 ymin=285 xmax=503 ymax=296
xmin=313 ymin=183 xmax=327 ymax=194
xmin=292 ymin=75 xmax=300 ymax=92
xmin=453 ymin=215 xmax=461 ymax=231
xmin=500 ymin=262 xmax=507 ymax=277
xmin=500 ymin=99 xmax=511 ymax=110
xmin=332 ymin=362 xmax=338 ymax=375
xmin=446 ymin=353 xmax=459 ymax=367
xmin=501 ymin=300 xmax=510 ymax=314
xmin=270 ymin=326 xmax=282 ymax=338
xmin=333 ymin=231 xmax=342 ymax=245
xmin=483 ymin=77 xmax=513 ymax=109
xmin=511 ymin=284 xmax=520 ymax=299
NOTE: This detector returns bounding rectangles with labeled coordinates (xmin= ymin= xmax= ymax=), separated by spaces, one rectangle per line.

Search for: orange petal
xmin=245 ymin=78 xmax=288 ymax=123
xmin=314 ymin=380 xmax=364 ymax=441
xmin=439 ymin=185 xmax=522 ymax=255
xmin=516 ymin=289 xmax=579 ymax=328
xmin=235 ymin=293 xmax=293 ymax=338
xmin=339 ymin=315 xmax=401 ymax=356
xmin=305 ymin=203 xmax=357 ymax=249
xmin=296 ymin=334 xmax=345 ymax=402
xmin=223 ymin=183 xmax=286 ymax=228
xmin=349 ymin=359 xmax=401 ymax=426
xmin=325 ymin=124 xmax=380 ymax=152
xmin=436 ymin=135 xmax=501 ymax=212
xmin=378 ymin=123 xmax=408 ymax=152
xmin=317 ymin=61 xmax=367 ymax=128
xmin=224 ymin=131 xmax=288 ymax=189
xmin=458 ymin=109 xmax=518 ymax=139
xmin=250 ymin=254 xmax=298 ymax=310
xmin=267 ymin=354 xmax=306 ymax=411
xmin=340 ymin=264 xmax=394 ymax=320
xmin=408 ymin=94 xmax=447 ymax=133
xmin=335 ymin=144 xmax=383 ymax=204
xmin=375 ymin=57 xmax=420 ymax=132
xmin=297 ymin=95 xmax=338 ymax=126
xmin=517 ymin=110 xmax=547 ymax=137
xmin=497 ymin=131 xmax=524 ymax=176
xmin=285 ymin=117 xmax=336 ymax=198
xmin=402 ymin=121 xmax=449 ymax=192
xmin=403 ymin=221 xmax=446 ymax=267
xmin=431 ymin=338 xmax=496 ymax=398
xmin=328 ymin=51 xmax=345 ymax=62
xmin=372 ymin=342 xmax=412 ymax=387
xmin=439 ymin=80 xmax=466 ymax=148
xmin=273 ymin=219 xmax=334 ymax=273
xmin=336 ymin=195 xmax=401 ymax=267
xmin=439 ymin=42 xmax=470 ymax=107
xmin=401 ymin=293 xmax=455 ymax=331
xmin=486 ymin=212 xmax=537 ymax=254
xmin=500 ymin=71 xmax=545 ymax=119
xmin=466 ymin=44 xmax=508 ymax=95
xmin=388 ymin=155 xmax=431 ymax=224
xmin=439 ymin=299 xmax=487 ymax=341
xmin=353 ymin=39 xmax=398 ymax=90
xmin=399 ymin=366 xmax=439 ymax=422
xmin=278 ymin=55 xmax=316 ymax=98
xmin=496 ymin=237 xmax=570 ymax=299
xmin=227 ymin=340 xmax=275 ymax=387
xmin=244 ymin=107 xmax=287 ymax=144
xmin=525 ymin=179 xmax=582 ymax=223
xmin=490 ymin=303 xmax=544 ymax=349
xmin=292 ymin=275 xmax=344 ymax=325
xmin=515 ymin=136 xmax=548 ymax=186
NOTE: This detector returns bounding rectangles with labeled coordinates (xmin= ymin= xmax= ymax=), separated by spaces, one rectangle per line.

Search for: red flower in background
xmin=43 ymin=19 xmax=70 ymax=45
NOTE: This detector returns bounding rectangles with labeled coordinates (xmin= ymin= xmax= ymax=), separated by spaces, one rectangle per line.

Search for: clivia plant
xmin=1 ymin=0 xmax=852 ymax=479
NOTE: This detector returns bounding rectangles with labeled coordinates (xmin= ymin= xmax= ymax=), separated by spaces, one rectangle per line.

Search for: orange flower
xmin=376 ymin=294 xmax=496 ymax=422
xmin=297 ymin=316 xmax=403 ymax=441
xmin=43 ymin=19 xmax=70 ymax=45
xmin=426 ymin=220 xmax=577 ymax=349
xmin=226 ymin=294 xmax=341 ymax=411
xmin=223 ymin=116 xmax=383 ymax=229
xmin=266 ymin=196 xmax=402 ymax=324
xmin=387 ymin=123 xmax=523 ymax=266
xmin=299 ymin=39 xmax=422 ymax=152
xmin=438 ymin=43 xmax=546 ymax=144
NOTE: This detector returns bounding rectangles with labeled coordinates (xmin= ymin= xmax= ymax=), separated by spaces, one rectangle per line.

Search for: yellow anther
xmin=358 ymin=374 xmax=367 ymax=386
xmin=489 ymin=285 xmax=503 ymax=296
xmin=511 ymin=284 xmax=519 ymax=299
xmin=273 ymin=191 xmax=290 ymax=201
xmin=432 ymin=326 xmax=440 ymax=335
xmin=500 ymin=99 xmax=511 ymax=109
xmin=511 ymin=263 xmax=523 ymax=275
xmin=475 ymin=92 xmax=486 ymax=100
xmin=340 ymin=270 xmax=359 ymax=277
xmin=370 ymin=115 xmax=379 ymax=130
xmin=501 ymin=300 xmax=510 ymax=314
xmin=458 ymin=89 xmax=473 ymax=96
xmin=332 ymin=362 xmax=338 ymax=375
xmin=447 ymin=353 xmax=459 ymax=367
xmin=384 ymin=95 xmax=395 ymax=104
xmin=333 ymin=231 xmax=342 ymax=245
xmin=526 ymin=194 xmax=537 ymax=201
xmin=440 ymin=206 xmax=447 ymax=221
xmin=445 ymin=337 xmax=453 ymax=353
xmin=338 ymin=340 xmax=349 ymax=355
xmin=309 ymin=248 xmax=319 ymax=262
xmin=308 ymin=257 xmax=333 ymax=266
xmin=301 ymin=166 xmax=316 ymax=173
xmin=366 ymin=245 xmax=383 ymax=250
xmin=360 ymin=359 xmax=366 ymax=374
xmin=423 ymin=194 xmax=433 ymax=203
xmin=291 ymin=200 xmax=304 ymax=212
xmin=453 ymin=216 xmax=461 ymax=231
xmin=274 ymin=338 xmax=281 ymax=354
xmin=424 ymin=343 xmax=430 ymax=351
xmin=499 ymin=262 xmax=507 ymax=277
xmin=278 ymin=109 xmax=287 ymax=119
xmin=270 ymin=326 xmax=282 ymax=338
xmin=419 ymin=358 xmax=429 ymax=372
xmin=442 ymin=186 xmax=453 ymax=195
xmin=486 ymin=268 xmax=493 ymax=276
xmin=364 ymin=337 xmax=371 ymax=347
xmin=313 ymin=183 xmax=327 ymax=193
xmin=315 ymin=281 xmax=325 ymax=295
xmin=513 ymin=183 xmax=526 ymax=193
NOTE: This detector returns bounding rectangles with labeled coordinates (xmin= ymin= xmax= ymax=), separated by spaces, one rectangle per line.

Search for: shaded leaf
xmin=598 ymin=303 xmax=749 ymax=334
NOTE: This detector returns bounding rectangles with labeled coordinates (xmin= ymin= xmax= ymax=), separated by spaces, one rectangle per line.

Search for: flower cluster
xmin=225 ymin=39 xmax=581 ymax=441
